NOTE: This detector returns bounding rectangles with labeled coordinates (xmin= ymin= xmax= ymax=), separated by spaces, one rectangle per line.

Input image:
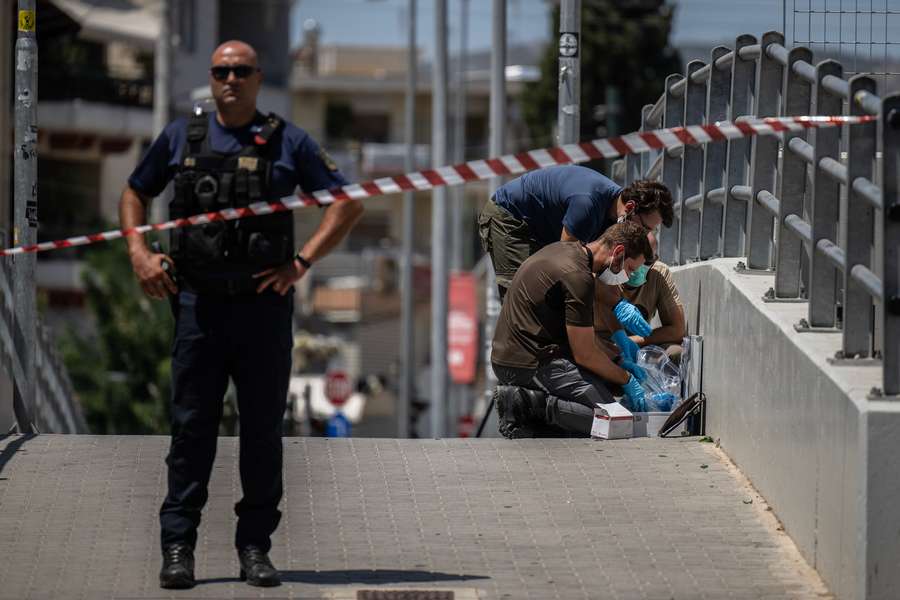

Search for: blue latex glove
xmin=649 ymin=392 xmax=677 ymax=412
xmin=611 ymin=329 xmax=639 ymax=363
xmin=614 ymin=299 xmax=653 ymax=337
xmin=620 ymin=359 xmax=646 ymax=383
xmin=622 ymin=375 xmax=646 ymax=412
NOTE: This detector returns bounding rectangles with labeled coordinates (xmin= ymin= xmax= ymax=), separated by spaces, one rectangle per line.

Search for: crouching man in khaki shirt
xmin=594 ymin=235 xmax=686 ymax=364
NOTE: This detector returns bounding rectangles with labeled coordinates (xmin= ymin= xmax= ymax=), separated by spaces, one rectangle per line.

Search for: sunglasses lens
xmin=211 ymin=65 xmax=255 ymax=81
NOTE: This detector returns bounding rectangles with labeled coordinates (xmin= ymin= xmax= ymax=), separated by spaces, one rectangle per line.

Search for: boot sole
xmin=239 ymin=569 xmax=281 ymax=587
xmin=159 ymin=574 xmax=195 ymax=589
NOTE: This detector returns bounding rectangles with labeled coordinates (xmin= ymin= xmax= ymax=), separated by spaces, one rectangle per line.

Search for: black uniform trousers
xmin=492 ymin=358 xmax=615 ymax=434
xmin=160 ymin=289 xmax=293 ymax=553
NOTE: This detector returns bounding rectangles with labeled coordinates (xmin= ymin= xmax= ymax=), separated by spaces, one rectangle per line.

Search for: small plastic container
xmin=636 ymin=345 xmax=681 ymax=399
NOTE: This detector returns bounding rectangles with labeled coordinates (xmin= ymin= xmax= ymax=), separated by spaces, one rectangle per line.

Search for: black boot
xmin=495 ymin=385 xmax=535 ymax=438
xmin=238 ymin=545 xmax=280 ymax=587
xmin=159 ymin=543 xmax=195 ymax=589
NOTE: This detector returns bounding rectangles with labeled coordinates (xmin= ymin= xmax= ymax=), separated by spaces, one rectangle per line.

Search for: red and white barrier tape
xmin=0 ymin=114 xmax=876 ymax=257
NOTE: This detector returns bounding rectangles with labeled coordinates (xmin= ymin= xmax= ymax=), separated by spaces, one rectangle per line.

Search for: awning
xmin=48 ymin=0 xmax=159 ymax=50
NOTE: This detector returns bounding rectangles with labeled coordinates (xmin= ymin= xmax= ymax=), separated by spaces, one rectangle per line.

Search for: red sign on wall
xmin=447 ymin=273 xmax=478 ymax=384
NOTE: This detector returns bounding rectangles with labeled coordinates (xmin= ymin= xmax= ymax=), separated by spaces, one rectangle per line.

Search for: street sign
xmin=447 ymin=273 xmax=478 ymax=384
xmin=324 ymin=370 xmax=352 ymax=407
xmin=558 ymin=32 xmax=579 ymax=58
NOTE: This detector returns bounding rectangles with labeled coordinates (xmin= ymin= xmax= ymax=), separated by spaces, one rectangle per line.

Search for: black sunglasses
xmin=210 ymin=65 xmax=258 ymax=81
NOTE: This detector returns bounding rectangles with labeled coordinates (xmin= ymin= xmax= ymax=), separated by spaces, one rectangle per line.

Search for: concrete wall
xmin=670 ymin=258 xmax=900 ymax=600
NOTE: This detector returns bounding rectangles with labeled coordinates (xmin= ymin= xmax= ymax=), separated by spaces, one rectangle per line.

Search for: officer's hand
xmin=130 ymin=250 xmax=178 ymax=300
xmin=253 ymin=258 xmax=308 ymax=296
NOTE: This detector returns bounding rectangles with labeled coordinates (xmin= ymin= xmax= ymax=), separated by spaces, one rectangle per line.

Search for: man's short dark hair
xmin=599 ymin=221 xmax=653 ymax=263
xmin=621 ymin=180 xmax=674 ymax=228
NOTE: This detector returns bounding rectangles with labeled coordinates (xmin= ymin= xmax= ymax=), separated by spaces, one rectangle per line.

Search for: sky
xmin=289 ymin=0 xmax=789 ymax=60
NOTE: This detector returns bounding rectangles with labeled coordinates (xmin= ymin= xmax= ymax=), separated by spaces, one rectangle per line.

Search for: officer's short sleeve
xmin=561 ymin=194 xmax=597 ymax=243
xmin=560 ymin=270 xmax=595 ymax=327
xmin=293 ymin=134 xmax=349 ymax=194
xmin=128 ymin=122 xmax=179 ymax=198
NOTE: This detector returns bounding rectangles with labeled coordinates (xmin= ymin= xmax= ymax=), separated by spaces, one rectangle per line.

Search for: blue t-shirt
xmin=492 ymin=164 xmax=622 ymax=246
xmin=128 ymin=111 xmax=348 ymax=199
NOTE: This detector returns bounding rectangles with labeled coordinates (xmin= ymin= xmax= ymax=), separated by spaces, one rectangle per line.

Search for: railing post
xmin=639 ymin=103 xmax=654 ymax=179
xmin=774 ymin=46 xmax=814 ymax=299
xmin=659 ymin=74 xmax=684 ymax=265
xmin=699 ymin=46 xmax=731 ymax=259
xmin=722 ymin=34 xmax=757 ymax=257
xmin=843 ymin=75 xmax=878 ymax=357
xmin=678 ymin=60 xmax=706 ymax=263
xmin=745 ymin=31 xmax=784 ymax=270
xmin=805 ymin=59 xmax=843 ymax=329
xmin=880 ymin=94 xmax=900 ymax=396
xmin=625 ymin=119 xmax=642 ymax=186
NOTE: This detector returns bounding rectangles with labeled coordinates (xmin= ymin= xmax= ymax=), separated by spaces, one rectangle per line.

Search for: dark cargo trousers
xmin=478 ymin=197 xmax=542 ymax=301
xmin=493 ymin=358 xmax=615 ymax=435
xmin=160 ymin=290 xmax=293 ymax=553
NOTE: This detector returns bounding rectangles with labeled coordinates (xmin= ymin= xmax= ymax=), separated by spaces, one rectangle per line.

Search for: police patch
xmin=238 ymin=156 xmax=259 ymax=171
xmin=318 ymin=148 xmax=339 ymax=172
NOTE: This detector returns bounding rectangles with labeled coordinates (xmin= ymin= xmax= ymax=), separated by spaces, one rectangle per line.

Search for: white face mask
xmin=597 ymin=251 xmax=630 ymax=285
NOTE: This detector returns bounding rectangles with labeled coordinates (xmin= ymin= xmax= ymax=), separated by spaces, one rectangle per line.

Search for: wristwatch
xmin=294 ymin=251 xmax=312 ymax=269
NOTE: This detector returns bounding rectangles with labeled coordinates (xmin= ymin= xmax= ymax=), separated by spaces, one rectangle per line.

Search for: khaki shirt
xmin=594 ymin=262 xmax=683 ymax=338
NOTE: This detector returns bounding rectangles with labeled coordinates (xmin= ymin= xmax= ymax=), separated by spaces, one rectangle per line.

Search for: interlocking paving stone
xmin=0 ymin=434 xmax=831 ymax=599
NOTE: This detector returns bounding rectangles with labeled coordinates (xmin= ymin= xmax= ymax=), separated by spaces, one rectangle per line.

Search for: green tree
xmin=59 ymin=238 xmax=173 ymax=434
xmin=522 ymin=0 xmax=682 ymax=148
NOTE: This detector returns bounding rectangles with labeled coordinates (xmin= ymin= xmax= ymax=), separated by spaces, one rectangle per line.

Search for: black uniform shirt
xmin=128 ymin=111 xmax=348 ymax=199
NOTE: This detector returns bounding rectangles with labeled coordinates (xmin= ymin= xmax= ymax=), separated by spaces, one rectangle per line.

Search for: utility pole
xmin=398 ymin=0 xmax=417 ymax=438
xmin=479 ymin=0 xmax=506 ymax=436
xmin=558 ymin=0 xmax=581 ymax=144
xmin=448 ymin=0 xmax=469 ymax=436
xmin=12 ymin=0 xmax=38 ymax=432
xmin=451 ymin=0 xmax=468 ymax=272
xmin=430 ymin=0 xmax=448 ymax=438
xmin=0 ymin=6 xmax=11 ymax=246
xmin=151 ymin=0 xmax=171 ymax=225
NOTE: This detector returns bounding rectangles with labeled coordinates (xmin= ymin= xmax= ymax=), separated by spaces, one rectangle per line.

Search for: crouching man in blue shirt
xmin=119 ymin=40 xmax=363 ymax=590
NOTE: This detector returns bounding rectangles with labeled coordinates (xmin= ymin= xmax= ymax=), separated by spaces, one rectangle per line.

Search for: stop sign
xmin=324 ymin=371 xmax=352 ymax=407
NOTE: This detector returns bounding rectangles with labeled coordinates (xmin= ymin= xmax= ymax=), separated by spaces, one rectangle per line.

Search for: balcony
xmin=40 ymin=68 xmax=153 ymax=109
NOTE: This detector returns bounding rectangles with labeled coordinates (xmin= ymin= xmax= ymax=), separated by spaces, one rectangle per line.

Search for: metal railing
xmin=613 ymin=31 xmax=900 ymax=398
xmin=0 ymin=259 xmax=87 ymax=433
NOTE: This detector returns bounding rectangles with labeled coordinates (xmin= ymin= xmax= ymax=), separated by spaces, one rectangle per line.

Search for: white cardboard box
xmin=591 ymin=402 xmax=633 ymax=440
xmin=632 ymin=412 xmax=671 ymax=437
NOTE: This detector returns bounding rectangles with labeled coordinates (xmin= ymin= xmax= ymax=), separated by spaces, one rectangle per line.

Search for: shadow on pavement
xmin=197 ymin=569 xmax=489 ymax=585
xmin=0 ymin=433 xmax=35 ymax=476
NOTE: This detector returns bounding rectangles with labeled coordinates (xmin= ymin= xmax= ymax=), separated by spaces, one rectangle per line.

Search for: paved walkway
xmin=0 ymin=434 xmax=830 ymax=599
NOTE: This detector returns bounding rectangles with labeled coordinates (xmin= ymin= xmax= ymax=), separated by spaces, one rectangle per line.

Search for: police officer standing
xmin=119 ymin=41 xmax=363 ymax=589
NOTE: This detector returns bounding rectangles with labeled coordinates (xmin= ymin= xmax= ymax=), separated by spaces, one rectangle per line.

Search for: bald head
xmin=208 ymin=40 xmax=262 ymax=125
xmin=211 ymin=40 xmax=259 ymax=67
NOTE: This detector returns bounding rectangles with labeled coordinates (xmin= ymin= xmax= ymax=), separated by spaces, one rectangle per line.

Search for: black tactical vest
xmin=169 ymin=111 xmax=294 ymax=294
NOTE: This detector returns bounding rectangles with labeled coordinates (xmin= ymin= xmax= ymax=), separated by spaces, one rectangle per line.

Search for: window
xmin=177 ymin=0 xmax=195 ymax=53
